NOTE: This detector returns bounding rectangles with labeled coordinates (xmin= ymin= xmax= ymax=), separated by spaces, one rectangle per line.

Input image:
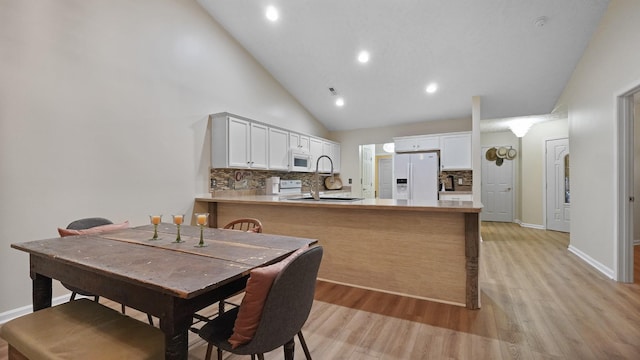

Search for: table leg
xmin=32 ymin=272 xmax=52 ymax=311
xmin=161 ymin=315 xmax=192 ymax=360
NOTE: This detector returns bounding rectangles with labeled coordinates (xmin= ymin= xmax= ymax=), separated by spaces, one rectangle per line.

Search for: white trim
xmin=568 ymin=245 xmax=615 ymax=279
xmin=0 ymin=294 xmax=71 ymax=324
xmin=516 ymin=220 xmax=545 ymax=230
xmin=635 ymin=239 xmax=640 ymax=246
xmin=615 ymin=82 xmax=640 ymax=283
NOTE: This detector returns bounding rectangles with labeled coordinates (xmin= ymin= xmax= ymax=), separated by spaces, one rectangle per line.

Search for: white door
xmin=378 ymin=158 xmax=393 ymax=199
xmin=481 ymin=146 xmax=514 ymax=222
xmin=546 ymin=138 xmax=570 ymax=232
xmin=361 ymin=144 xmax=375 ymax=198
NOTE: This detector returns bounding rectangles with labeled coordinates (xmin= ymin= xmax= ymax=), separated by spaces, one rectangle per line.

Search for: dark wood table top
xmin=12 ymin=224 xmax=317 ymax=299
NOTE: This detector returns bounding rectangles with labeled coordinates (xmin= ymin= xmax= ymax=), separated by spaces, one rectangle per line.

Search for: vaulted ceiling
xmin=198 ymin=0 xmax=609 ymax=132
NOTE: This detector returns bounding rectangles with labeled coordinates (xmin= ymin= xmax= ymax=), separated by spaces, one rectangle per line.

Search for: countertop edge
xmin=195 ymin=195 xmax=482 ymax=213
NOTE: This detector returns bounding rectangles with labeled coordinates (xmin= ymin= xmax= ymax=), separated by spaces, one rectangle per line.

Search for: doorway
xmin=480 ymin=146 xmax=514 ymax=222
xmin=546 ymin=138 xmax=570 ymax=232
xmin=377 ymin=157 xmax=393 ymax=199
xmin=617 ymin=85 xmax=639 ymax=283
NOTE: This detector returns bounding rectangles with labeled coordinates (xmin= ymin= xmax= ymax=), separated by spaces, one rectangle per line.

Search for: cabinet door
xmin=269 ymin=127 xmax=289 ymax=170
xmin=415 ymin=136 xmax=439 ymax=151
xmin=394 ymin=136 xmax=439 ymax=152
xmin=394 ymin=137 xmax=415 ymax=152
xmin=440 ymin=133 xmax=471 ymax=170
xmin=249 ymin=123 xmax=268 ymax=169
xmin=289 ymin=133 xmax=300 ymax=149
xmin=289 ymin=132 xmax=311 ymax=153
xmin=228 ymin=117 xmax=250 ymax=168
xmin=331 ymin=143 xmax=341 ymax=173
xmin=309 ymin=137 xmax=323 ymax=171
xmin=321 ymin=141 xmax=334 ymax=172
xmin=299 ymin=135 xmax=310 ymax=152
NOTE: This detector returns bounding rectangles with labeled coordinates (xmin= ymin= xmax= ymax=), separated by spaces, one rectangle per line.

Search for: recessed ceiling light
xmin=335 ymin=98 xmax=345 ymax=107
xmin=425 ymin=83 xmax=438 ymax=94
xmin=357 ymin=51 xmax=370 ymax=63
xmin=265 ymin=6 xmax=279 ymax=22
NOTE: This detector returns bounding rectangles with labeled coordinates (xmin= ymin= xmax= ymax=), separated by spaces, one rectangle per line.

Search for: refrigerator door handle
xmin=408 ymin=163 xmax=413 ymax=200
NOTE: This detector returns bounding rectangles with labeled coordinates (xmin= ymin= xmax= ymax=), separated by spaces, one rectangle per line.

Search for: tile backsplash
xmin=210 ymin=168 xmax=332 ymax=194
xmin=439 ymin=170 xmax=472 ymax=191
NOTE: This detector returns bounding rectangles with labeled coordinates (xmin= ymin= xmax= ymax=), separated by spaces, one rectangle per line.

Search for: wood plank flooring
xmin=1 ymin=222 xmax=639 ymax=359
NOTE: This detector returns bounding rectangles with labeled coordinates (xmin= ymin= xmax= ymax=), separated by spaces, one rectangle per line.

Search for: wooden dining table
xmin=11 ymin=224 xmax=317 ymax=360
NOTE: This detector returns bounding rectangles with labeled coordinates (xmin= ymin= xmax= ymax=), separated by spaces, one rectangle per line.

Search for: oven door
xmin=289 ymin=151 xmax=312 ymax=172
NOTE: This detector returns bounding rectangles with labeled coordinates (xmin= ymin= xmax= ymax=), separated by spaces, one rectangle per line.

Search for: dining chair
xmin=63 ymin=217 xmax=113 ymax=303
xmin=223 ymin=218 xmax=263 ymax=233
xmin=198 ymin=246 xmax=323 ymax=360
xmin=61 ymin=217 xmax=154 ymax=326
xmin=217 ymin=218 xmax=264 ymax=315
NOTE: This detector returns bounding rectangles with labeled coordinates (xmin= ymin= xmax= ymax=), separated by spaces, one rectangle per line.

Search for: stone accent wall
xmin=439 ymin=170 xmax=472 ymax=192
xmin=210 ymin=168 xmax=332 ymax=194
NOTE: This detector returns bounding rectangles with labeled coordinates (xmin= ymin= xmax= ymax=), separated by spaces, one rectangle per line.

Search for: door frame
xmin=616 ymin=82 xmax=639 ymax=283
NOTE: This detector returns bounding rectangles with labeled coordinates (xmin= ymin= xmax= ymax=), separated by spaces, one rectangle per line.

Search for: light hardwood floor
xmin=1 ymin=222 xmax=639 ymax=359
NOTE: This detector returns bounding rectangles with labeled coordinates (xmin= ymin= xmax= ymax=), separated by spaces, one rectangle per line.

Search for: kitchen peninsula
xmin=194 ymin=195 xmax=482 ymax=309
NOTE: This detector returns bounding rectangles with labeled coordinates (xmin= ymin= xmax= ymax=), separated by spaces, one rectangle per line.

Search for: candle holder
xmin=149 ymin=215 xmax=162 ymax=240
xmin=194 ymin=213 xmax=209 ymax=247
xmin=172 ymin=214 xmax=185 ymax=243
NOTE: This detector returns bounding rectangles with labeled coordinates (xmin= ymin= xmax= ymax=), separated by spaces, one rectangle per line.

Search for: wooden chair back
xmin=223 ymin=218 xmax=263 ymax=233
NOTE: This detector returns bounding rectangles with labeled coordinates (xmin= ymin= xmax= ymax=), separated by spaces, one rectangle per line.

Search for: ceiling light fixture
xmin=335 ymin=98 xmax=345 ymax=107
xmin=383 ymin=143 xmax=395 ymax=153
xmin=357 ymin=51 xmax=370 ymax=63
xmin=425 ymin=83 xmax=438 ymax=94
xmin=509 ymin=122 xmax=533 ymax=137
xmin=265 ymin=6 xmax=279 ymax=22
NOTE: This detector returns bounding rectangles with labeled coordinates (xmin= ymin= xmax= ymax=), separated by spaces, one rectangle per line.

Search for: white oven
xmin=289 ymin=150 xmax=312 ymax=172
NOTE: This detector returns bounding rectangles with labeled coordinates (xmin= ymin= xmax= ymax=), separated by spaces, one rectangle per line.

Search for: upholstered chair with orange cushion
xmin=198 ymin=246 xmax=323 ymax=360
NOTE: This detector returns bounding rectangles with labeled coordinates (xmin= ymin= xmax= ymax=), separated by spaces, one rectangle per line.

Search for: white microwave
xmin=289 ymin=150 xmax=312 ymax=172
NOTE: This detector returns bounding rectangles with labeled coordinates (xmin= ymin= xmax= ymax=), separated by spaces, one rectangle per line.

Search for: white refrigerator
xmin=392 ymin=152 xmax=439 ymax=202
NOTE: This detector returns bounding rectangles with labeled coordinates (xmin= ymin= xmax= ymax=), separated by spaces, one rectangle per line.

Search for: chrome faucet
xmin=310 ymin=155 xmax=334 ymax=200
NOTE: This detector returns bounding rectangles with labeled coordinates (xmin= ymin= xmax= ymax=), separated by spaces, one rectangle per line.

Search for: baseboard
xmin=515 ymin=219 xmax=546 ymax=230
xmin=0 ymin=294 xmax=71 ymax=325
xmin=635 ymin=239 xmax=640 ymax=246
xmin=568 ymin=245 xmax=615 ymax=279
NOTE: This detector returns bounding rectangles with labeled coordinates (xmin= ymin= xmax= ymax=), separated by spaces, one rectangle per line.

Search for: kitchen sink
xmin=286 ymin=196 xmax=363 ymax=202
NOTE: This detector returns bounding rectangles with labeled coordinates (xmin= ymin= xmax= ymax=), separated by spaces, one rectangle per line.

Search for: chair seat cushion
xmin=227 ymin=245 xmax=308 ymax=348
xmin=58 ymin=221 xmax=129 ymax=237
xmin=0 ymin=299 xmax=164 ymax=360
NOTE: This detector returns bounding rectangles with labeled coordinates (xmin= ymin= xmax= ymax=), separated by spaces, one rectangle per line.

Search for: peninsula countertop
xmin=195 ymin=194 xmax=482 ymax=213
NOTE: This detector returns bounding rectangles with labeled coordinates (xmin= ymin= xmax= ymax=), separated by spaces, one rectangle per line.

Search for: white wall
xmin=557 ymin=0 xmax=640 ymax=274
xmin=329 ymin=117 xmax=471 ymax=195
xmin=520 ymin=119 xmax=569 ymax=226
xmin=0 ymin=0 xmax=326 ymax=313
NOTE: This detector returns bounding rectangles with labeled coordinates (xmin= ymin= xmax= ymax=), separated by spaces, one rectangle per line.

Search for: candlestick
xmin=194 ymin=213 xmax=209 ymax=247
xmin=149 ymin=215 xmax=162 ymax=240
xmin=172 ymin=214 xmax=184 ymax=243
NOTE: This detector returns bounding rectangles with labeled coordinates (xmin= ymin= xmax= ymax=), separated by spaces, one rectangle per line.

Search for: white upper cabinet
xmin=394 ymin=135 xmax=439 ymax=152
xmin=268 ymin=127 xmax=289 ymax=170
xmin=211 ymin=114 xmax=267 ymax=169
xmin=309 ymin=137 xmax=323 ymax=171
xmin=289 ymin=132 xmax=310 ymax=153
xmin=212 ymin=112 xmax=340 ymax=172
xmin=440 ymin=132 xmax=472 ymax=170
